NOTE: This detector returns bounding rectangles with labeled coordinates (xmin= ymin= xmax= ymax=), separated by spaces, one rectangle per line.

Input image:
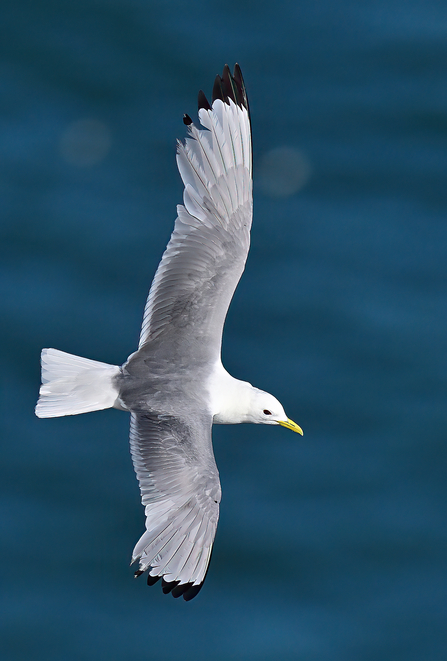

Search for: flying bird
xmin=36 ymin=64 xmax=303 ymax=601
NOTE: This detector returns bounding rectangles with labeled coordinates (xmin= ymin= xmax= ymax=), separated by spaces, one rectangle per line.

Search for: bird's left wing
xmin=135 ymin=64 xmax=252 ymax=366
xmin=129 ymin=411 xmax=221 ymax=601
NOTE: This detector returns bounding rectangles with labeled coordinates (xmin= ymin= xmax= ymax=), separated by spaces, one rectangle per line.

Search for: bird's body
xmin=36 ymin=65 xmax=302 ymax=601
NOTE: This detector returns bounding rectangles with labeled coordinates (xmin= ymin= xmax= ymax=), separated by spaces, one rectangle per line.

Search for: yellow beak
xmin=278 ymin=418 xmax=303 ymax=435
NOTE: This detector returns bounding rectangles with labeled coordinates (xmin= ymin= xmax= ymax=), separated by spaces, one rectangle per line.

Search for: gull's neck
xmin=207 ymin=361 xmax=253 ymax=424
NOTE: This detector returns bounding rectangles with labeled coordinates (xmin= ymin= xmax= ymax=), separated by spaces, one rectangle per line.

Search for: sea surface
xmin=1 ymin=1 xmax=447 ymax=659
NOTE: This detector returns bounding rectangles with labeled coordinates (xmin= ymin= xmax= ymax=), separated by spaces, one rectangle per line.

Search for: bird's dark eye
xmin=263 ymin=409 xmax=272 ymax=415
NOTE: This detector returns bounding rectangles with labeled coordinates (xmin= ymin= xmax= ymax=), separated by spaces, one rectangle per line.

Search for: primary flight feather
xmin=36 ymin=64 xmax=303 ymax=601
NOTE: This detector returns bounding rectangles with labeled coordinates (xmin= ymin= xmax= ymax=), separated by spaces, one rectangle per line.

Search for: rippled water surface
xmin=2 ymin=1 xmax=447 ymax=659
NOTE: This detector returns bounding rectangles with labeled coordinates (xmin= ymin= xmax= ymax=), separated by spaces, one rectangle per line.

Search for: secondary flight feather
xmin=36 ymin=64 xmax=303 ymax=601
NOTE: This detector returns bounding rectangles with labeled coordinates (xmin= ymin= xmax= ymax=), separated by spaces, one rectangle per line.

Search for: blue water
xmin=2 ymin=1 xmax=447 ymax=659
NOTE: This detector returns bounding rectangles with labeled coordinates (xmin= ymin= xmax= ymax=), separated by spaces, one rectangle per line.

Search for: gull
xmin=36 ymin=64 xmax=303 ymax=601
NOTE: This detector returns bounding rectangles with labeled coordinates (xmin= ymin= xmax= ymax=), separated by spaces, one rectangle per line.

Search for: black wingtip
xmin=208 ymin=64 xmax=248 ymax=112
xmin=183 ymin=113 xmax=193 ymax=126
xmin=222 ymin=64 xmax=237 ymax=105
xmin=193 ymin=65 xmax=249 ymax=119
xmin=212 ymin=74 xmax=225 ymax=104
xmin=171 ymin=582 xmax=193 ymax=599
xmin=183 ymin=582 xmax=204 ymax=601
xmin=137 ymin=567 xmax=208 ymax=601
xmin=233 ymin=63 xmax=249 ymax=112
xmin=160 ymin=578 xmax=204 ymax=600
xmin=147 ymin=573 xmax=161 ymax=586
xmin=162 ymin=578 xmax=179 ymax=594
xmin=198 ymin=89 xmax=212 ymax=111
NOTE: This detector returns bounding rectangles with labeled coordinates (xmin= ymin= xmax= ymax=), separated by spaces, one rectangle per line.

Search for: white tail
xmin=35 ymin=348 xmax=121 ymax=418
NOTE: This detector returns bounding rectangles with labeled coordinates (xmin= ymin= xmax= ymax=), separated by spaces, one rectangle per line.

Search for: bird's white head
xmin=247 ymin=388 xmax=303 ymax=434
xmin=209 ymin=367 xmax=303 ymax=434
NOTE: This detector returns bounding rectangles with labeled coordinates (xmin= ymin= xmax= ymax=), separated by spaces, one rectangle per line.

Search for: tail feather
xmin=35 ymin=348 xmax=121 ymax=418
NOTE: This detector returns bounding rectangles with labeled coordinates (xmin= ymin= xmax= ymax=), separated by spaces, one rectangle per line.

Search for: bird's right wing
xmin=134 ymin=64 xmax=252 ymax=367
xmin=129 ymin=411 xmax=221 ymax=601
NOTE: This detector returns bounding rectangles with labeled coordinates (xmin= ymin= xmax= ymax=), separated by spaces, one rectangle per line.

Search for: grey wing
xmin=129 ymin=411 xmax=221 ymax=601
xmin=137 ymin=65 xmax=252 ymax=365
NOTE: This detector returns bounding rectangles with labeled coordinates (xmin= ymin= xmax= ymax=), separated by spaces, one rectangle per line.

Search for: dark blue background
xmin=2 ymin=1 xmax=447 ymax=659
